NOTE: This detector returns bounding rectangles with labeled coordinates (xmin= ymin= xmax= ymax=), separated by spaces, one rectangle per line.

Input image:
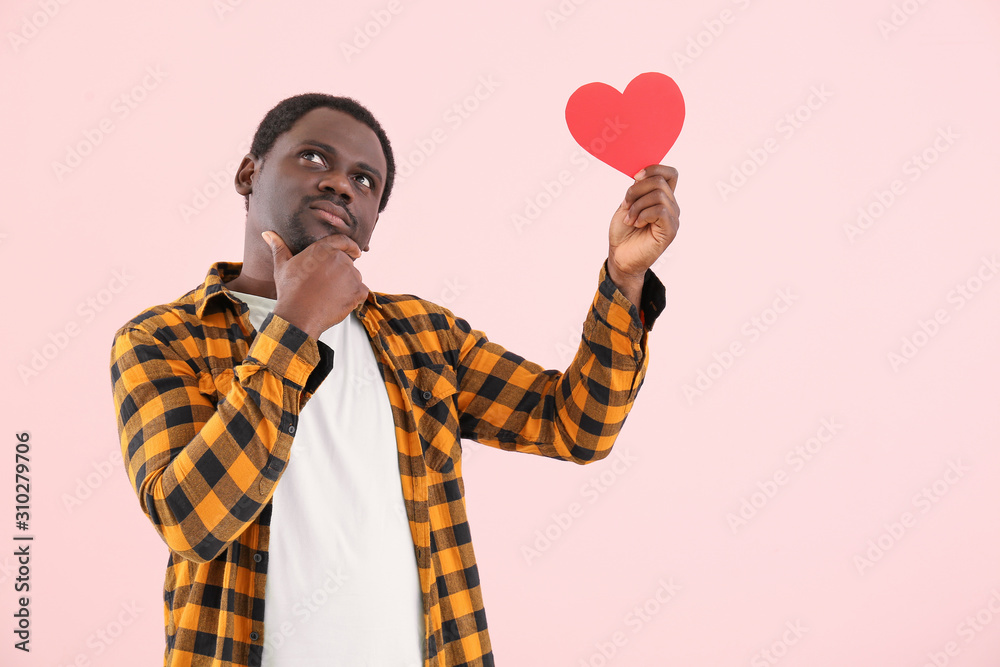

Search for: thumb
xmin=261 ymin=231 xmax=290 ymax=270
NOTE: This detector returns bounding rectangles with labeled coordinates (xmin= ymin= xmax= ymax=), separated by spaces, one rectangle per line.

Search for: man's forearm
xmin=111 ymin=311 xmax=330 ymax=562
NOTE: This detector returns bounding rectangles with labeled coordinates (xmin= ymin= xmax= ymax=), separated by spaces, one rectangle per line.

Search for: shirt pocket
xmin=403 ymin=364 xmax=462 ymax=474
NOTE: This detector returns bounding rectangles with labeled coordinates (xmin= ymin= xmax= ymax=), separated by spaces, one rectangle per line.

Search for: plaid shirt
xmin=109 ymin=258 xmax=665 ymax=667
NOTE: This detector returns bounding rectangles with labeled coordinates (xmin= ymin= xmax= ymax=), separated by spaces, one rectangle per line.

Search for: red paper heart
xmin=565 ymin=72 xmax=685 ymax=177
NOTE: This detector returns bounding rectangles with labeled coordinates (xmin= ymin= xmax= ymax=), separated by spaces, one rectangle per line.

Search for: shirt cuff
xmin=240 ymin=311 xmax=334 ymax=391
xmin=598 ymin=259 xmax=666 ymax=333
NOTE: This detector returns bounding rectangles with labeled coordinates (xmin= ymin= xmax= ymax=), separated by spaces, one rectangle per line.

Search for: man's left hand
xmin=607 ymin=164 xmax=680 ymax=287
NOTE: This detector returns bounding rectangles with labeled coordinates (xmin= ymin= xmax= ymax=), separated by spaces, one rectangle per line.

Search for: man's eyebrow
xmin=300 ymin=140 xmax=384 ymax=183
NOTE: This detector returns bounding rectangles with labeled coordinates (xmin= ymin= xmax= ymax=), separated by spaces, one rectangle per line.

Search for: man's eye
xmin=355 ymin=174 xmax=373 ymax=188
xmin=302 ymin=151 xmax=324 ymax=165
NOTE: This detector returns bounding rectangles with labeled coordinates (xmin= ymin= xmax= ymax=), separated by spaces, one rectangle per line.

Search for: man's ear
xmin=234 ymin=154 xmax=257 ymax=197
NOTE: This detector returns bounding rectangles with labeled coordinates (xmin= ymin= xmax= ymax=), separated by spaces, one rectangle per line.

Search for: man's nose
xmin=318 ymin=170 xmax=353 ymax=201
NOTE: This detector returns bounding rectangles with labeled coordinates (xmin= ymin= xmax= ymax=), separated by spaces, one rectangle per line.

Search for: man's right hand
xmin=263 ymin=231 xmax=369 ymax=339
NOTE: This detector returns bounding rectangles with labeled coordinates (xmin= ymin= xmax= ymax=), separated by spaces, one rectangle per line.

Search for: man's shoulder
xmin=113 ymin=279 xmax=243 ymax=351
xmin=365 ymin=290 xmax=477 ymax=371
xmin=369 ymin=289 xmax=471 ymax=334
xmin=111 ymin=286 xmax=208 ymax=343
xmin=113 ymin=261 xmax=244 ymax=340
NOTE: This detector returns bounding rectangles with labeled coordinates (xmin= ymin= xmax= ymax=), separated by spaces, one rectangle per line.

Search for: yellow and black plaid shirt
xmin=109 ymin=258 xmax=664 ymax=667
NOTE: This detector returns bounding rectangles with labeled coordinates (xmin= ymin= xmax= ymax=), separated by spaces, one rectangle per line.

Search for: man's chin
xmin=310 ymin=230 xmax=352 ymax=252
xmin=286 ymin=221 xmax=352 ymax=256
xmin=289 ymin=233 xmax=324 ymax=256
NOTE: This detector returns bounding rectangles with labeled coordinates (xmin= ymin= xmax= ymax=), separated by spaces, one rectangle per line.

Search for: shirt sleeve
xmin=109 ymin=311 xmax=333 ymax=562
xmin=449 ymin=259 xmax=666 ymax=463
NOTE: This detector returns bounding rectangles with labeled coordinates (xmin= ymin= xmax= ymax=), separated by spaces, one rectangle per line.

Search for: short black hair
xmin=245 ymin=93 xmax=395 ymax=212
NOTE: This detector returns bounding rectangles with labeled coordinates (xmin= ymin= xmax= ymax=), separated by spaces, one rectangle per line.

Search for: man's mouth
xmin=310 ymin=202 xmax=352 ymax=233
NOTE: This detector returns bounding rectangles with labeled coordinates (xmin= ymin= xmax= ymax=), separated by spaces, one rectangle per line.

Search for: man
xmin=109 ymin=92 xmax=676 ymax=667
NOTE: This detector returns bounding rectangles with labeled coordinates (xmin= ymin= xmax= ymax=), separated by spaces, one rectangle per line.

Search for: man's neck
xmin=223 ymin=270 xmax=277 ymax=299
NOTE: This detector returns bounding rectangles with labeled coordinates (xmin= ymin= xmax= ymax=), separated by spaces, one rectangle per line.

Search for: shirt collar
xmin=194 ymin=261 xmax=383 ymax=320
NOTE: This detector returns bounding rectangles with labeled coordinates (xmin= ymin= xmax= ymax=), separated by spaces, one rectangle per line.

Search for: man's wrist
xmin=272 ymin=305 xmax=322 ymax=340
xmin=606 ymin=262 xmax=646 ymax=311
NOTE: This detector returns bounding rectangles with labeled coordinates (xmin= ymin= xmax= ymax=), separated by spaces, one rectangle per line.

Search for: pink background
xmin=2 ymin=0 xmax=998 ymax=664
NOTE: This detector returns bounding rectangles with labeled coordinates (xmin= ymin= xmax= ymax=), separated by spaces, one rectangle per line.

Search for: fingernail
xmin=634 ymin=169 xmax=645 ymax=180
xmin=260 ymin=231 xmax=271 ymax=245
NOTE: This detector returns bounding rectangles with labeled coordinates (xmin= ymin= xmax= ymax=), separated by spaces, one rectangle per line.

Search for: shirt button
xmin=249 ymin=631 xmax=259 ymax=641
xmin=288 ymin=425 xmax=295 ymax=434
xmin=253 ymin=553 xmax=262 ymax=563
xmin=421 ymin=391 xmax=432 ymax=401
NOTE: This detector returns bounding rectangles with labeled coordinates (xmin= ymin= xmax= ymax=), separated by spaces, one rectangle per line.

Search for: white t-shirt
xmin=230 ymin=290 xmax=424 ymax=667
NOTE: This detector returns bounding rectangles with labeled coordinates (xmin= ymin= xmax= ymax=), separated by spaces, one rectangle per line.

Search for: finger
xmin=262 ymin=231 xmax=291 ymax=269
xmin=331 ymin=234 xmax=363 ymax=261
xmin=633 ymin=164 xmax=678 ymax=191
xmin=627 ymin=190 xmax=679 ymax=228
xmin=312 ymin=234 xmax=363 ymax=262
xmin=623 ymin=169 xmax=679 ymax=214
xmin=614 ymin=198 xmax=630 ymax=224
xmin=356 ymin=280 xmax=370 ymax=307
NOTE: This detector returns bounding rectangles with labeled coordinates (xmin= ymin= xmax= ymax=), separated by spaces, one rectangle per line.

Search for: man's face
xmin=242 ymin=107 xmax=388 ymax=256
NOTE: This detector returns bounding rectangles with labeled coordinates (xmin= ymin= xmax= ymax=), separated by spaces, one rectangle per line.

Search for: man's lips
xmin=310 ymin=202 xmax=352 ymax=233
